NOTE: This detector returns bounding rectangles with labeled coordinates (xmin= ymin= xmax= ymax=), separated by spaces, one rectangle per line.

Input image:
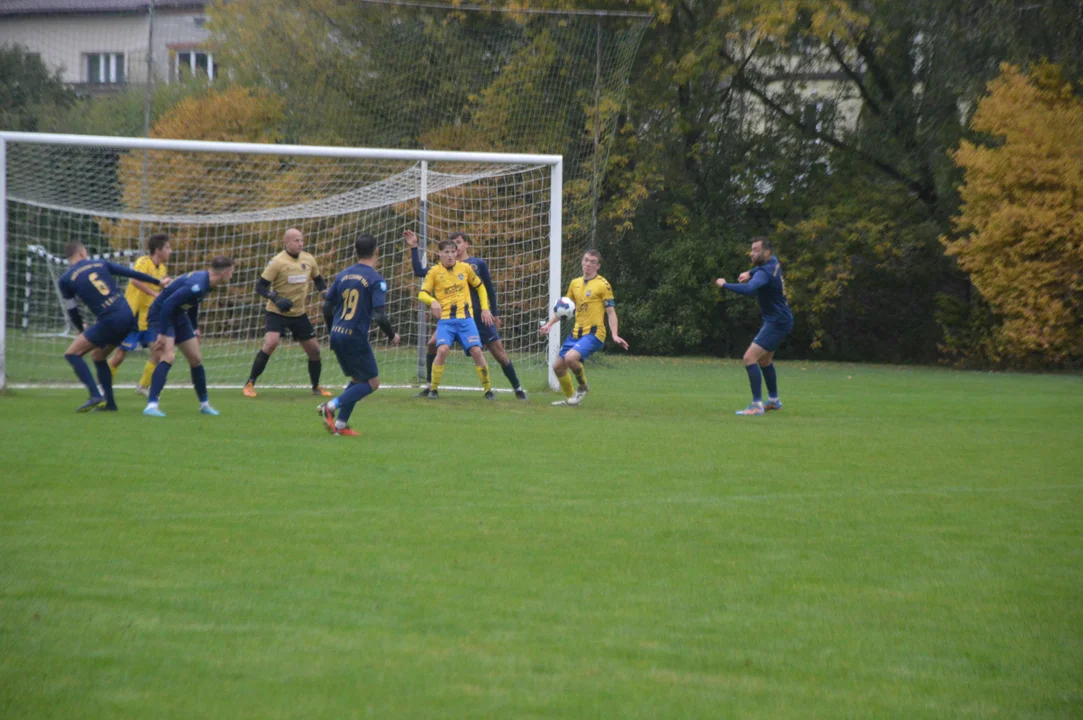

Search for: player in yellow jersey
xmin=108 ymin=233 xmax=172 ymax=396
xmin=418 ymin=239 xmax=494 ymax=399
xmin=539 ymin=248 xmax=628 ymax=406
xmin=243 ymin=228 xmax=331 ymax=397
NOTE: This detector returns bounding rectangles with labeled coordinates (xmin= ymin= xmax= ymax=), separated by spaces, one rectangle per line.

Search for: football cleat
xmin=427 ymin=390 xmax=439 ymax=400
xmin=735 ymin=403 xmax=765 ymax=416
xmin=242 ymin=382 xmax=257 ymax=398
xmin=334 ymin=427 xmax=361 ymax=437
xmin=551 ymin=398 xmax=580 ymax=407
xmin=413 ymin=387 xmax=431 ymax=398
xmin=135 ymin=385 xmax=150 ymax=397
xmin=484 ymin=390 xmax=495 ymax=400
xmin=514 ymin=388 xmax=528 ymax=401
xmin=764 ymin=398 xmax=782 ymax=412
xmin=573 ymin=383 xmax=590 ymax=400
xmin=313 ymin=386 xmax=333 ymax=397
xmin=143 ymin=405 xmax=167 ymax=417
xmin=200 ymin=405 xmax=220 ymax=416
xmin=77 ymin=397 xmax=106 ymax=413
xmin=317 ymin=402 xmax=336 ymax=433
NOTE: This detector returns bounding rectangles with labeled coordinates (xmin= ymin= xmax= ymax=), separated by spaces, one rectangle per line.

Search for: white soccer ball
xmin=553 ymin=296 xmax=576 ymax=319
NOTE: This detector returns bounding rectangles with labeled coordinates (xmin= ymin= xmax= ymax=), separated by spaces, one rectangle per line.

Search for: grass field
xmin=2 ymin=357 xmax=1081 ymax=718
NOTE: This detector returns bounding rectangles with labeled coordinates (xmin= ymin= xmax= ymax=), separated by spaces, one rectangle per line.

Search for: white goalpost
xmin=0 ymin=132 xmax=563 ymax=392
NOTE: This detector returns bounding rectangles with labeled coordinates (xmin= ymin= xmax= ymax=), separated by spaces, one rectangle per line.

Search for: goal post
xmin=0 ymin=132 xmax=563 ymax=392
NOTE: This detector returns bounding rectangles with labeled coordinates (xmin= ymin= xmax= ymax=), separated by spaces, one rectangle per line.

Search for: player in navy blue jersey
xmin=404 ymin=229 xmax=527 ymax=400
xmin=57 ymin=242 xmax=168 ymax=412
xmin=317 ymin=234 xmax=400 ymax=436
xmin=142 ymin=256 xmax=235 ymax=417
xmin=716 ymin=237 xmax=794 ymax=416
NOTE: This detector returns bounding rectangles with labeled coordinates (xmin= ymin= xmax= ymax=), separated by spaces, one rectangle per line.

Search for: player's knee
xmin=758 ymin=355 xmax=773 ymax=367
xmin=263 ymin=337 xmax=280 ymax=353
xmin=368 ymin=377 xmax=381 ymax=391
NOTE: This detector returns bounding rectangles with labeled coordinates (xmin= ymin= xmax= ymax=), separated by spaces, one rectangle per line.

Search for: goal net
xmin=0 ymin=132 xmax=563 ymax=391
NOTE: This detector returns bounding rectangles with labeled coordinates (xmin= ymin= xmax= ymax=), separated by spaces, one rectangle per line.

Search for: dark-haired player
xmin=142 ymin=256 xmax=235 ymax=417
xmin=317 ymin=234 xmax=400 ymax=436
xmin=56 ymin=241 xmax=167 ymax=412
xmin=405 ymin=229 xmax=526 ymax=400
xmin=715 ymin=237 xmax=794 ymax=415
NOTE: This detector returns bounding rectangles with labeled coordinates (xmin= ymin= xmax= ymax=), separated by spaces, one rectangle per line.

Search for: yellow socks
xmin=475 ymin=365 xmax=491 ymax=392
xmin=558 ymin=372 xmax=575 ymax=399
xmin=110 ymin=363 xmax=118 ymax=379
xmin=139 ymin=361 xmax=156 ymax=388
xmin=431 ymin=364 xmax=445 ymax=391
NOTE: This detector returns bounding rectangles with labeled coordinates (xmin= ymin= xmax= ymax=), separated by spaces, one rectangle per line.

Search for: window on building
xmin=85 ymin=53 xmax=125 ymax=84
xmin=175 ymin=51 xmax=217 ymax=81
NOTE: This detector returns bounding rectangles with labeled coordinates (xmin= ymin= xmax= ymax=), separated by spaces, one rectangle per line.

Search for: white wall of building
xmin=0 ymin=9 xmax=208 ymax=85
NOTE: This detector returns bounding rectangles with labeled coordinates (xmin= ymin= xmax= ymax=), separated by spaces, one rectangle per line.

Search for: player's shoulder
xmin=299 ymin=251 xmax=318 ymax=266
xmin=134 ymin=254 xmax=152 ymax=269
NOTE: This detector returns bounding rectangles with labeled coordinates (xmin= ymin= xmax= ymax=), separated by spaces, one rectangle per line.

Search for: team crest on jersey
xmin=302 ymin=263 xmax=308 ymax=269
xmin=585 ymin=290 xmax=592 ymax=297
xmin=458 ymin=273 xmax=465 ymax=280
xmin=191 ymin=284 xmax=201 ymax=292
xmin=379 ymin=281 xmax=387 ymax=292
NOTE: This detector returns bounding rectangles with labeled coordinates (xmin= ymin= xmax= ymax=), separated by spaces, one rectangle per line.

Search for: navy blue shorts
xmin=84 ymin=309 xmax=135 ymax=349
xmin=753 ymin=319 xmax=793 ymax=352
xmin=464 ymin=317 xmax=500 ymax=355
xmin=331 ymin=334 xmax=378 ymax=382
xmin=145 ymin=309 xmax=197 ymax=345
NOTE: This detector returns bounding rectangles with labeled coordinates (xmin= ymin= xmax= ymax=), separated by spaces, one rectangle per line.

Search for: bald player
xmin=243 ymin=228 xmax=331 ymax=397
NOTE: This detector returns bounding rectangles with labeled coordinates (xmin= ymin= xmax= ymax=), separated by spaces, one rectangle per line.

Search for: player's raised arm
xmin=404 ymin=230 xmax=429 ymax=278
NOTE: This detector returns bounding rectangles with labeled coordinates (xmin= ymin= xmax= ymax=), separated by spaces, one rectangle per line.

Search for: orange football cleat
xmin=242 ymin=382 xmax=257 ymax=398
xmin=313 ymin=386 xmax=333 ymax=397
xmin=335 ymin=427 xmax=361 ymax=437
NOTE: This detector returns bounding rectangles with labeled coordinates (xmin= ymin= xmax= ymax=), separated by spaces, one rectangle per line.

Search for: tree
xmin=0 ymin=44 xmax=75 ymax=132
xmin=943 ymin=63 xmax=1083 ymax=366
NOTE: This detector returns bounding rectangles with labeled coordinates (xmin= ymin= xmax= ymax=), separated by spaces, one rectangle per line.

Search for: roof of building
xmin=0 ymin=0 xmax=205 ymax=16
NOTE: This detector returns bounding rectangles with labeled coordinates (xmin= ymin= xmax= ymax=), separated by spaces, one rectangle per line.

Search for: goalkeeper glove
xmin=274 ymin=296 xmax=294 ymax=312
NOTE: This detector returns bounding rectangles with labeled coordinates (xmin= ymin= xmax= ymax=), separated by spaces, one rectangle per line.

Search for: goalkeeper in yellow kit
xmin=108 ymin=233 xmax=172 ymax=395
xmin=418 ymin=239 xmax=494 ymax=399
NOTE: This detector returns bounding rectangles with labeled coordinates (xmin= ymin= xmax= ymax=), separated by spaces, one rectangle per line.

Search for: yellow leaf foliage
xmin=943 ymin=63 xmax=1083 ymax=365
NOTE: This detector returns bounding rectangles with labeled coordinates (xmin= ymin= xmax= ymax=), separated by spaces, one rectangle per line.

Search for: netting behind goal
xmin=1 ymin=134 xmax=561 ymax=391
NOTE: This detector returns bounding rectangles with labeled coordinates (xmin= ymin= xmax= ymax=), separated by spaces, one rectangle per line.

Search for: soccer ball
xmin=553 ymin=296 xmax=576 ymax=319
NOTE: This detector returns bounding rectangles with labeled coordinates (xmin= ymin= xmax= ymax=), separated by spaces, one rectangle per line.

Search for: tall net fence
xmin=3 ymin=136 xmax=558 ymax=389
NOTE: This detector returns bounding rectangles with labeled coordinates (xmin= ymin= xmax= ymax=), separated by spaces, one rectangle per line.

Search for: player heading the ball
xmin=142 ymin=255 xmax=235 ymax=417
xmin=318 ymin=234 xmax=400 ymax=437
xmin=539 ymin=248 xmax=628 ymax=406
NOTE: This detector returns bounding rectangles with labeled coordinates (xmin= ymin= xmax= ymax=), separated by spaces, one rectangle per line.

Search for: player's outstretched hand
xmin=612 ymin=335 xmax=629 ymax=351
xmin=403 ymin=230 xmax=418 ymax=248
xmin=738 ymin=271 xmax=752 ymax=283
xmin=390 ymin=333 xmax=401 ymax=347
xmin=160 ymin=276 xmax=173 ymax=288
xmin=714 ymin=278 xmax=727 ymax=288
xmin=480 ymin=310 xmax=495 ymax=327
xmin=274 ymin=296 xmax=294 ymax=312
xmin=539 ymin=320 xmax=554 ymax=336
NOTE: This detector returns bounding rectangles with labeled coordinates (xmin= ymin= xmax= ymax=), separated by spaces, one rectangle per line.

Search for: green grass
xmin=2 ymin=357 xmax=1081 ymax=718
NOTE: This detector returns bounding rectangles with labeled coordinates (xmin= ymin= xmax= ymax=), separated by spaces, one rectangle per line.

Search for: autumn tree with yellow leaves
xmin=943 ymin=63 xmax=1083 ymax=366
